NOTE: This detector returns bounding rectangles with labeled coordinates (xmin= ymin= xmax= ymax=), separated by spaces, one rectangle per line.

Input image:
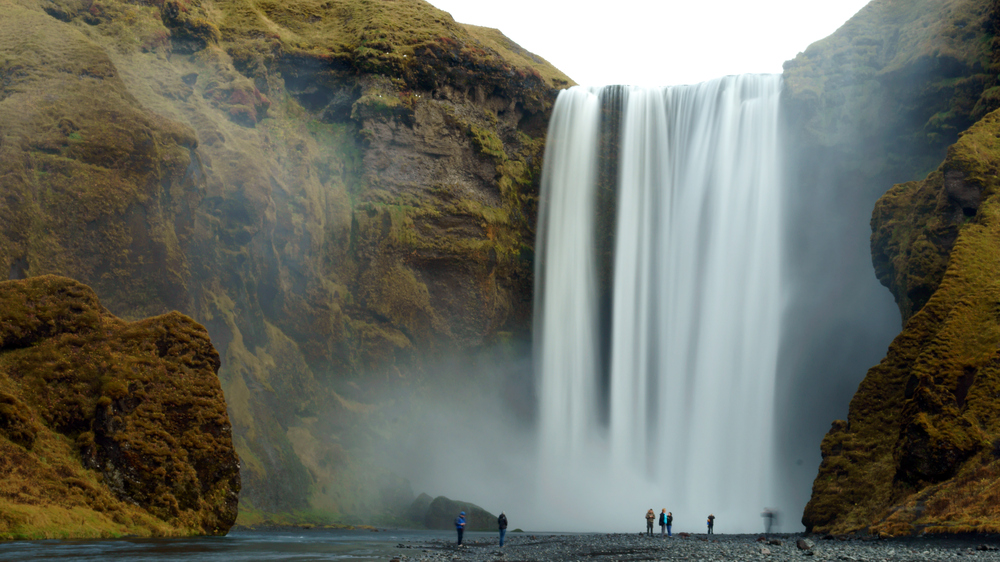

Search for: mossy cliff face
xmin=0 ymin=0 xmax=570 ymax=522
xmin=778 ymin=0 xmax=1000 ymax=515
xmin=803 ymin=108 xmax=1000 ymax=535
xmin=0 ymin=275 xmax=239 ymax=539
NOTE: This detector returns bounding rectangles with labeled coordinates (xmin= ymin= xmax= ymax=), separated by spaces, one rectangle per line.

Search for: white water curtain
xmin=536 ymin=75 xmax=783 ymax=531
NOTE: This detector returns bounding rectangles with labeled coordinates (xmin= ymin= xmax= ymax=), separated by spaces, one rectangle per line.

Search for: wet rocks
xmin=394 ymin=533 xmax=1000 ymax=562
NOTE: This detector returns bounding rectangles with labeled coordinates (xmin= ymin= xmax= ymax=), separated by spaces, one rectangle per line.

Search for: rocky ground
xmin=391 ymin=533 xmax=1000 ymax=561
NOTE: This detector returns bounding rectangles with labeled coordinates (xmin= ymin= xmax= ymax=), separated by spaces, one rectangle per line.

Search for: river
xmin=0 ymin=528 xmax=484 ymax=561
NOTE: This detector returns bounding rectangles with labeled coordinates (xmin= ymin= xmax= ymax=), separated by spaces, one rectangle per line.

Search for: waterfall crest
xmin=535 ymin=75 xmax=783 ymax=531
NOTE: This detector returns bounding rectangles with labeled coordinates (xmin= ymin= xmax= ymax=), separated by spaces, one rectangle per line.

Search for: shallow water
xmin=0 ymin=528 xmax=478 ymax=562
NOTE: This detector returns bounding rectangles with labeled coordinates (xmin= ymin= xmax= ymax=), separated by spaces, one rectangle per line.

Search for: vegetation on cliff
xmin=0 ymin=0 xmax=570 ymax=524
xmin=779 ymin=0 xmax=1000 ymax=520
xmin=803 ymin=107 xmax=1000 ymax=535
xmin=0 ymin=275 xmax=239 ymax=539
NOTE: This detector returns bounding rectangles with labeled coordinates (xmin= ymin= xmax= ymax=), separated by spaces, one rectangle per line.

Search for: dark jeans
xmin=646 ymin=522 xmax=653 ymax=536
xmin=499 ymin=528 xmax=506 ymax=546
xmin=667 ymin=524 xmax=672 ymax=537
xmin=708 ymin=525 xmax=713 ymax=535
xmin=457 ymin=527 xmax=464 ymax=545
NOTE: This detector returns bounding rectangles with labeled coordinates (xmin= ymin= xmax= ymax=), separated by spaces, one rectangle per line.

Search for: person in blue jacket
xmin=455 ymin=511 xmax=466 ymax=546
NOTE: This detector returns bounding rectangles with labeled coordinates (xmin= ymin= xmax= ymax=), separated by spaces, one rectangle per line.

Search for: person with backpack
xmin=666 ymin=512 xmax=673 ymax=537
xmin=707 ymin=514 xmax=715 ymax=535
xmin=645 ymin=509 xmax=655 ymax=536
xmin=455 ymin=511 xmax=466 ymax=546
xmin=498 ymin=511 xmax=508 ymax=547
xmin=658 ymin=509 xmax=667 ymax=537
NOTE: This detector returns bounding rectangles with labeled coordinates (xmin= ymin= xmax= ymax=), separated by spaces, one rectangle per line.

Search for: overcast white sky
xmin=426 ymin=0 xmax=871 ymax=86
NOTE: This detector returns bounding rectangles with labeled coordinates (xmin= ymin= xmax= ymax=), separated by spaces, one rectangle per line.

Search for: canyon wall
xmin=790 ymin=0 xmax=1000 ymax=534
xmin=0 ymin=0 xmax=570 ymax=522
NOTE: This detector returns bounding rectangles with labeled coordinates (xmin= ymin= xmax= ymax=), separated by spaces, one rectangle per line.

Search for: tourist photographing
xmin=707 ymin=514 xmax=715 ymax=535
xmin=666 ymin=512 xmax=673 ymax=537
xmin=645 ymin=509 xmax=655 ymax=536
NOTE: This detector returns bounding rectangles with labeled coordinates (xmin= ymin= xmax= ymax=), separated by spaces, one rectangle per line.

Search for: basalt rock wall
xmin=0 ymin=0 xmax=571 ymax=522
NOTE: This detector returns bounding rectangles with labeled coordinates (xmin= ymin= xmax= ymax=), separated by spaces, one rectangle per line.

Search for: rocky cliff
xmin=0 ymin=0 xmax=570 ymax=522
xmin=796 ymin=0 xmax=1000 ymax=534
xmin=0 ymin=275 xmax=239 ymax=539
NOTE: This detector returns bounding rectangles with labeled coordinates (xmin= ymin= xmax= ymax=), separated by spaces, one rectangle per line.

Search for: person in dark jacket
xmin=666 ymin=512 xmax=673 ymax=537
xmin=645 ymin=509 xmax=655 ymax=536
xmin=455 ymin=511 xmax=466 ymax=546
xmin=707 ymin=514 xmax=715 ymax=535
xmin=498 ymin=511 xmax=508 ymax=547
xmin=658 ymin=509 xmax=667 ymax=537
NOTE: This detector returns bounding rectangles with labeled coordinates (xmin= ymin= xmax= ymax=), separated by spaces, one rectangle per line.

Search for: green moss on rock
xmin=0 ymin=0 xmax=566 ymax=527
xmin=804 ymin=108 xmax=1000 ymax=535
xmin=0 ymin=275 xmax=239 ymax=539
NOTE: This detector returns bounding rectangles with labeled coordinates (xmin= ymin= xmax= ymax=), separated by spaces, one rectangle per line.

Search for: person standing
xmin=707 ymin=514 xmax=715 ymax=535
xmin=498 ymin=511 xmax=508 ymax=547
xmin=761 ymin=508 xmax=777 ymax=536
xmin=658 ymin=509 xmax=667 ymax=537
xmin=645 ymin=509 xmax=655 ymax=536
xmin=666 ymin=512 xmax=673 ymax=537
xmin=455 ymin=511 xmax=466 ymax=546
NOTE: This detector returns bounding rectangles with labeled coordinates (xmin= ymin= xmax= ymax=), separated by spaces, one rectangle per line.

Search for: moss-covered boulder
xmin=416 ymin=495 xmax=497 ymax=532
xmin=803 ymin=108 xmax=1000 ymax=535
xmin=0 ymin=275 xmax=239 ymax=539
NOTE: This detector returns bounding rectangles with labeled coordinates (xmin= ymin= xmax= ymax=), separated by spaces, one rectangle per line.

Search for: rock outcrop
xmin=797 ymin=0 xmax=1000 ymax=533
xmin=406 ymin=494 xmax=497 ymax=532
xmin=0 ymin=0 xmax=570 ymax=521
xmin=779 ymin=0 xmax=1000 ymax=523
xmin=0 ymin=275 xmax=239 ymax=539
xmin=804 ymin=108 xmax=1000 ymax=535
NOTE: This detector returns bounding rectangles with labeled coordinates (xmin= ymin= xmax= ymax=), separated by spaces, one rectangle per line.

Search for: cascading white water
xmin=535 ymin=75 xmax=783 ymax=532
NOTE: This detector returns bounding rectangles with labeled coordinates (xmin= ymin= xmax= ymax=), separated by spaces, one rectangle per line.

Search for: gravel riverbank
xmin=391 ymin=533 xmax=1000 ymax=561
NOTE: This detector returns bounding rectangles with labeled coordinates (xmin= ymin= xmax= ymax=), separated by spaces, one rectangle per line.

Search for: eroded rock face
xmin=0 ymin=275 xmax=239 ymax=539
xmin=803 ymin=109 xmax=1000 ymax=536
xmin=0 ymin=0 xmax=568 ymax=520
xmin=779 ymin=0 xmax=1000 ymax=525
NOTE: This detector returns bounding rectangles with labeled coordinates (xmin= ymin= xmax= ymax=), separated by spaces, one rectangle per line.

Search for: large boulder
xmin=414 ymin=495 xmax=498 ymax=532
xmin=0 ymin=276 xmax=239 ymax=539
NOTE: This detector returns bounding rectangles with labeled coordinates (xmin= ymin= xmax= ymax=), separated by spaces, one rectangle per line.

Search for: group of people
xmin=644 ymin=509 xmax=714 ymax=536
xmin=453 ymin=507 xmax=772 ymax=545
xmin=454 ymin=510 xmax=508 ymax=547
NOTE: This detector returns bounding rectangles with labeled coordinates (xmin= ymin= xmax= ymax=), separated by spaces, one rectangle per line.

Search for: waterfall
xmin=535 ymin=75 xmax=783 ymax=532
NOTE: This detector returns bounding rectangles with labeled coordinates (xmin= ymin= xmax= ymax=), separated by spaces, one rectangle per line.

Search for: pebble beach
xmin=392 ymin=533 xmax=1000 ymax=561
